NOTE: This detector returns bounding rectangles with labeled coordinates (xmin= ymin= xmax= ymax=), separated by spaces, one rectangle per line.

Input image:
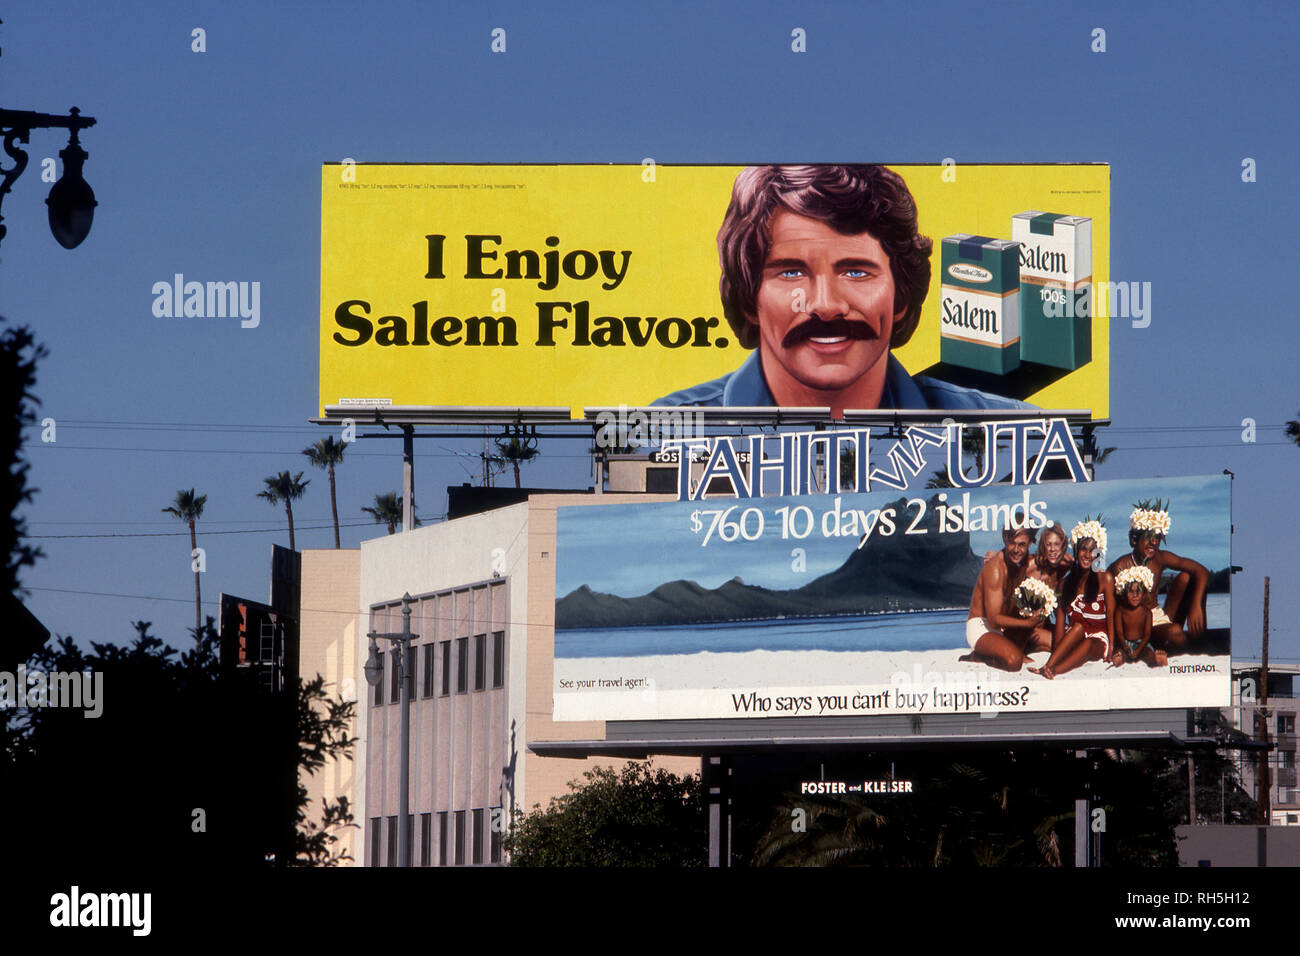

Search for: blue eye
xmin=844 ymin=268 xmax=868 ymax=278
xmin=777 ymin=268 xmax=804 ymax=279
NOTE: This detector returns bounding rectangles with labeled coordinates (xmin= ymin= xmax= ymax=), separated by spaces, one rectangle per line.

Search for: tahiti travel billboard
xmin=320 ymin=163 xmax=1110 ymax=416
xmin=552 ymin=474 xmax=1229 ymax=721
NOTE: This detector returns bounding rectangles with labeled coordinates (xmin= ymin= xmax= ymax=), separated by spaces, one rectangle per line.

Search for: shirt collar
xmin=721 ymin=351 xmax=776 ymax=406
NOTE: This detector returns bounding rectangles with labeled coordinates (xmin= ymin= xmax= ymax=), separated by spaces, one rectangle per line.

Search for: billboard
xmin=320 ymin=164 xmax=1109 ymax=416
xmin=553 ymin=475 xmax=1229 ymax=721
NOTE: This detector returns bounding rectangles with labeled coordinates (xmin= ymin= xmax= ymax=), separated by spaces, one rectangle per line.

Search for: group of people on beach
xmin=961 ymin=501 xmax=1211 ymax=676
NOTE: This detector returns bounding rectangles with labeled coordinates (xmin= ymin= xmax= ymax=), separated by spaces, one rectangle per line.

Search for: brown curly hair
xmin=717 ymin=165 xmax=933 ymax=349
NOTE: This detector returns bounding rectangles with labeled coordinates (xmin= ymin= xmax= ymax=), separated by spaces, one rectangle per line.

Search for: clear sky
xmin=2 ymin=2 xmax=1296 ymax=663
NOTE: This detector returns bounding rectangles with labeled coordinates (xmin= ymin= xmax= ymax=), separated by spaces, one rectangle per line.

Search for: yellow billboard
xmin=320 ymin=164 xmax=1108 ymax=417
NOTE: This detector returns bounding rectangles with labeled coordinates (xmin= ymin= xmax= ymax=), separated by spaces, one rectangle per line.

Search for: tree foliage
xmin=1 ymin=619 xmax=356 ymax=866
xmin=258 ymin=470 xmax=310 ymax=549
xmin=503 ymin=761 xmax=706 ymax=866
xmin=750 ymin=745 xmax=1254 ymax=868
xmin=1 ymin=320 xmax=46 ymax=598
xmin=303 ymin=437 xmax=346 ymax=549
xmin=494 ymin=418 xmax=540 ymax=489
xmin=362 ymin=491 xmax=418 ymax=534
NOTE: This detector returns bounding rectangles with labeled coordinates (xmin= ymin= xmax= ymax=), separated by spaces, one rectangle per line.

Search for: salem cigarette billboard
xmin=320 ymin=164 xmax=1109 ymax=416
xmin=552 ymin=475 xmax=1229 ymax=721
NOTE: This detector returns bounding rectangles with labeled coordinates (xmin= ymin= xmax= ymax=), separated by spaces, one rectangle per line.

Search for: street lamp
xmin=364 ymin=592 xmax=417 ymax=867
xmin=0 ymin=105 xmax=98 ymax=249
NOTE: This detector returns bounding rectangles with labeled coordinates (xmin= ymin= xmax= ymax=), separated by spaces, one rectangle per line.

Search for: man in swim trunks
xmin=1106 ymin=499 xmax=1208 ymax=656
xmin=961 ymin=526 xmax=1045 ymax=671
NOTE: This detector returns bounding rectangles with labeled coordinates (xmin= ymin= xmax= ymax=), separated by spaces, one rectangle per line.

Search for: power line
xmin=26 ymin=516 xmax=447 ymax=539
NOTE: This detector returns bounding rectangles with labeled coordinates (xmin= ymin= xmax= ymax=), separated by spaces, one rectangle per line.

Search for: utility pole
xmin=1253 ymin=580 xmax=1274 ymax=827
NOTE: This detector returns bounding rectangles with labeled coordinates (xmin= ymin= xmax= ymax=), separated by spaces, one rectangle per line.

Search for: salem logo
xmin=1020 ymin=244 xmax=1068 ymax=274
xmin=947 ymin=263 xmax=992 ymax=283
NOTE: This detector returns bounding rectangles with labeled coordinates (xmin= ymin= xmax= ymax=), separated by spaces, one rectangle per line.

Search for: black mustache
xmin=782 ymin=318 xmax=877 ymax=349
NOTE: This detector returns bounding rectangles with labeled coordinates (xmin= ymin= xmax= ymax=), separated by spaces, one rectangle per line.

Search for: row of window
xmin=372 ymin=631 xmax=504 ymax=705
xmin=369 ymin=808 xmax=503 ymax=866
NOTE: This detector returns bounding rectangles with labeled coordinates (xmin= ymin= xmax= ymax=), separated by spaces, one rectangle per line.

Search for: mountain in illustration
xmin=556 ymin=494 xmax=983 ymax=629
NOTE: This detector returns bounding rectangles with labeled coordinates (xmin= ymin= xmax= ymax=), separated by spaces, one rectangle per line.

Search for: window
xmin=472 ymin=808 xmax=484 ymax=864
xmin=420 ymin=813 xmax=432 ymax=866
xmin=386 ymin=815 xmax=397 ymax=868
xmin=406 ymin=813 xmax=415 ymax=864
xmin=389 ymin=649 xmax=401 ymax=704
xmin=440 ymin=641 xmax=450 ymax=696
xmin=370 ymin=818 xmax=381 ymax=867
xmin=474 ymin=634 xmax=486 ymax=691
xmin=1280 ymin=714 xmax=1296 ymax=735
xmin=422 ymin=644 xmax=435 ymax=699
xmin=492 ymin=631 xmax=505 ymax=688
xmin=490 ymin=807 xmax=502 ymax=863
xmin=372 ymin=650 xmax=385 ymax=706
xmin=456 ymin=637 xmax=468 ymax=694
xmin=454 ymin=810 xmax=466 ymax=865
xmin=438 ymin=812 xmax=448 ymax=866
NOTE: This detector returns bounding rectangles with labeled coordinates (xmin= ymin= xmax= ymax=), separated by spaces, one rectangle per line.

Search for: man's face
xmin=748 ymin=211 xmax=905 ymax=400
xmin=1005 ymin=532 xmax=1031 ymax=566
xmin=1135 ymin=532 xmax=1162 ymax=560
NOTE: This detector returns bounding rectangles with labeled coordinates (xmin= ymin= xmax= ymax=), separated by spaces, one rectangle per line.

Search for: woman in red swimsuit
xmin=1027 ymin=520 xmax=1114 ymax=680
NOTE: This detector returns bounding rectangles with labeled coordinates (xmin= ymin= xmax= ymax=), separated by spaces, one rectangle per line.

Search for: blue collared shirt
xmin=651 ymin=351 xmax=1033 ymax=410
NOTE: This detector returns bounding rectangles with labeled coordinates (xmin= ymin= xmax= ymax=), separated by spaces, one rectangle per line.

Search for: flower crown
xmin=1130 ymin=498 xmax=1171 ymax=537
xmin=1115 ymin=565 xmax=1155 ymax=594
xmin=1069 ymin=515 xmax=1107 ymax=558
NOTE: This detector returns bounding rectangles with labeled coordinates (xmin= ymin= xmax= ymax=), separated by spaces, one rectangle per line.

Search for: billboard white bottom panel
xmin=553 ymin=647 xmax=1230 ymax=722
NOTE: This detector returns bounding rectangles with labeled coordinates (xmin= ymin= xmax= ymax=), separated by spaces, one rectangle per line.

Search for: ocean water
xmin=555 ymin=594 xmax=1231 ymax=659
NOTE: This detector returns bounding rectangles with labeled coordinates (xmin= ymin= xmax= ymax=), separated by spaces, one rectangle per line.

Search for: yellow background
xmin=320 ymin=164 xmax=1109 ymax=417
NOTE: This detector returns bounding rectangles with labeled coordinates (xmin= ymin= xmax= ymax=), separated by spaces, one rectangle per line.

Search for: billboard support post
xmin=703 ymin=754 xmax=732 ymax=868
xmin=402 ymin=425 xmax=414 ymax=532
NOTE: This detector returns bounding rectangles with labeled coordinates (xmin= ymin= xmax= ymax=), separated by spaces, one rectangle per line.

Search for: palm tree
xmin=362 ymin=492 xmax=418 ymax=535
xmin=1285 ymin=411 xmax=1300 ymax=447
xmin=495 ymin=427 xmax=540 ymax=489
xmin=302 ymin=437 xmax=346 ymax=548
xmin=162 ymin=488 xmax=207 ymax=638
xmin=258 ymin=470 xmax=310 ymax=550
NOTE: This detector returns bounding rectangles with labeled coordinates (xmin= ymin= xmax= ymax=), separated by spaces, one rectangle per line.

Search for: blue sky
xmin=1 ymin=2 xmax=1296 ymax=663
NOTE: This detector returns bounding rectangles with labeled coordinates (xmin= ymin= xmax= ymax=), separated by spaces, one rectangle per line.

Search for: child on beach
xmin=1112 ymin=565 xmax=1166 ymax=667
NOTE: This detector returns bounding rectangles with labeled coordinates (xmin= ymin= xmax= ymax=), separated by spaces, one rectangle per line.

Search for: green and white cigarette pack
xmin=939 ymin=234 xmax=1021 ymax=375
xmin=1012 ymin=211 xmax=1092 ymax=370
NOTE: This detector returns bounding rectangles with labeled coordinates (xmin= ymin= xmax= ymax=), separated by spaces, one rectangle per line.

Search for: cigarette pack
xmin=939 ymin=234 xmax=1021 ymax=375
xmin=1012 ymin=211 xmax=1092 ymax=370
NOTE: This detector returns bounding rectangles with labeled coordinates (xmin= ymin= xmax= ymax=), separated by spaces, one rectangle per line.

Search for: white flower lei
xmin=1115 ymin=565 xmax=1155 ymax=594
